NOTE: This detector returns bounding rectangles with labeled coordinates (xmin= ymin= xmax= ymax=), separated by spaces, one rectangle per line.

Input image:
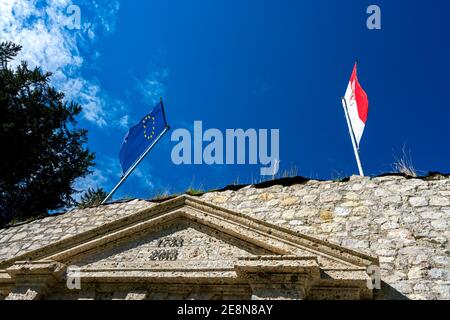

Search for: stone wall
xmin=199 ymin=174 xmax=450 ymax=300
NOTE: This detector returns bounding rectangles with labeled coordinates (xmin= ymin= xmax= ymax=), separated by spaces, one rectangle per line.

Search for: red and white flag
xmin=342 ymin=63 xmax=369 ymax=148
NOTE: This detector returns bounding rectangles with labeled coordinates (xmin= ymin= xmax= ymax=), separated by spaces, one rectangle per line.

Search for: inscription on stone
xmin=149 ymin=236 xmax=184 ymax=261
xmin=149 ymin=249 xmax=179 ymax=261
xmin=158 ymin=236 xmax=184 ymax=248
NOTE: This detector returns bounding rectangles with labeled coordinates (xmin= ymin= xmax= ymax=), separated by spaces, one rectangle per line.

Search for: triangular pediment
xmin=1 ymin=196 xmax=378 ymax=272
xmin=71 ymin=219 xmax=274 ymax=270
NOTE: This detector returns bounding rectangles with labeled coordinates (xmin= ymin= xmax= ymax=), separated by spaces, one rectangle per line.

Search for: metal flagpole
xmin=101 ymin=126 xmax=170 ymax=205
xmin=341 ymin=97 xmax=365 ymax=176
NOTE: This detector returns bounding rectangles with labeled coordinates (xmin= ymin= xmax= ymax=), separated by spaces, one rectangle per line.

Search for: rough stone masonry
xmin=199 ymin=174 xmax=450 ymax=300
xmin=0 ymin=173 xmax=448 ymax=300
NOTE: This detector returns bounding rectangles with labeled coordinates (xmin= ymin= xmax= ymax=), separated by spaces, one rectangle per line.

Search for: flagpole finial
xmin=355 ymin=59 xmax=359 ymax=65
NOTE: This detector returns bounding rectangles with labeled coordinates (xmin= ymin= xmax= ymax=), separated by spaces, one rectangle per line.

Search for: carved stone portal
xmin=0 ymin=196 xmax=379 ymax=300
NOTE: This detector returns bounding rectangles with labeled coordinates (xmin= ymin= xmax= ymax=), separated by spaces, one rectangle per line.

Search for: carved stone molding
xmin=5 ymin=260 xmax=66 ymax=300
xmin=234 ymin=256 xmax=320 ymax=300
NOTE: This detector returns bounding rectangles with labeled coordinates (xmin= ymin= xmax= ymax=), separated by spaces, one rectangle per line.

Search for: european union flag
xmin=119 ymin=101 xmax=168 ymax=174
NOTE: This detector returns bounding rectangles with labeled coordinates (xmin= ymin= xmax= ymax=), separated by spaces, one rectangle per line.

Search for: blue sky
xmin=2 ymin=0 xmax=450 ymax=200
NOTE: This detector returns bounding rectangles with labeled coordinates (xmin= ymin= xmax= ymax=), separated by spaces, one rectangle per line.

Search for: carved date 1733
xmin=149 ymin=236 xmax=184 ymax=261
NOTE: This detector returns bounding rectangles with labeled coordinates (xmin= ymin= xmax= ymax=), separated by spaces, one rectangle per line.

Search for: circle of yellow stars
xmin=143 ymin=115 xmax=156 ymax=140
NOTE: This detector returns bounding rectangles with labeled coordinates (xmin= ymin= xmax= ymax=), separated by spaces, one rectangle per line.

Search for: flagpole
xmin=341 ymin=97 xmax=365 ymax=176
xmin=160 ymin=96 xmax=169 ymax=128
xmin=101 ymin=126 xmax=170 ymax=204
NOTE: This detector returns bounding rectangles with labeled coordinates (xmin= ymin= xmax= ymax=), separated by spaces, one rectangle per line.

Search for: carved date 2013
xmin=149 ymin=236 xmax=184 ymax=261
xmin=149 ymin=249 xmax=179 ymax=261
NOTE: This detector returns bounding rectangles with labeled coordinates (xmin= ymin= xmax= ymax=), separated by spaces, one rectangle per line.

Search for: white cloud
xmin=73 ymin=168 xmax=108 ymax=193
xmin=134 ymin=165 xmax=155 ymax=190
xmin=0 ymin=1 xmax=168 ymax=200
xmin=115 ymin=115 xmax=130 ymax=129
xmin=136 ymin=68 xmax=170 ymax=106
xmin=1 ymin=1 xmax=170 ymax=200
xmin=0 ymin=0 xmax=124 ymax=127
xmin=74 ymin=156 xmax=160 ymax=200
xmin=73 ymin=156 xmax=122 ymax=198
